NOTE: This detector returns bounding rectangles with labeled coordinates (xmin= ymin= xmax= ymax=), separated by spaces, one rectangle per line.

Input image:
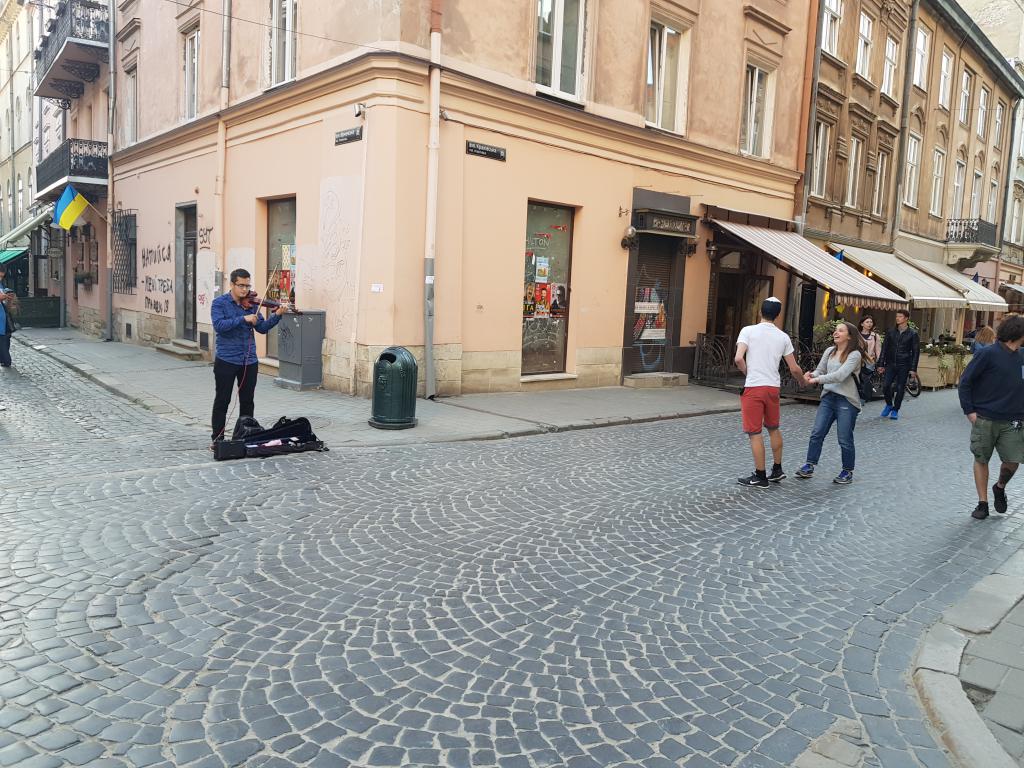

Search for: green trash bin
xmin=368 ymin=346 xmax=418 ymax=429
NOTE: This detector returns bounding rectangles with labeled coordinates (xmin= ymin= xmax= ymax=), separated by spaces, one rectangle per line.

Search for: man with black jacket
xmin=959 ymin=315 xmax=1024 ymax=520
xmin=877 ymin=309 xmax=919 ymax=420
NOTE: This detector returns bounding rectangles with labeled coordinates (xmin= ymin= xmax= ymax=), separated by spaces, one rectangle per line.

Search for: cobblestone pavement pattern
xmin=1 ymin=344 xmax=1023 ymax=768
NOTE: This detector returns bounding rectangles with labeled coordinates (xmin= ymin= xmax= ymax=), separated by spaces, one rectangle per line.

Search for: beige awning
xmin=714 ymin=221 xmax=908 ymax=310
xmin=898 ymin=256 xmax=1008 ymax=312
xmin=830 ymin=244 xmax=967 ymax=310
xmin=1002 ymin=282 xmax=1024 ymax=297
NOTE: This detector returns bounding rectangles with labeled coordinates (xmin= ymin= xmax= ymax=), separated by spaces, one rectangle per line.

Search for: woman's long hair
xmin=832 ymin=321 xmax=866 ymax=364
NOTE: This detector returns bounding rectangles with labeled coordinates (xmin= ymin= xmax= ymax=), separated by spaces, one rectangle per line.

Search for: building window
xmin=536 ymin=0 xmax=586 ymax=99
xmin=953 ymin=160 xmax=966 ymax=219
xmin=740 ymin=63 xmax=771 ymax=158
xmin=978 ymin=87 xmax=990 ymax=139
xmin=125 ymin=67 xmax=138 ymax=144
xmin=645 ymin=20 xmax=688 ymax=133
xmin=959 ymin=70 xmax=972 ymax=125
xmin=930 ymin=148 xmax=945 ymax=216
xmin=16 ymin=176 xmax=22 ymax=222
xmin=522 ymin=202 xmax=574 ymax=375
xmin=822 ymin=0 xmax=842 ymax=57
xmin=811 ymin=120 xmax=830 ymax=198
xmin=271 ymin=0 xmax=298 ymax=86
xmin=939 ymin=50 xmax=953 ymax=110
xmin=855 ymin=13 xmax=873 ymax=78
xmin=5 ymin=181 xmax=10 ymax=227
xmin=913 ymin=27 xmax=930 ymax=89
xmin=846 ymin=137 xmax=863 ymax=207
xmin=971 ymin=170 xmax=983 ymax=219
xmin=873 ymin=149 xmax=890 ymax=216
xmin=989 ymin=177 xmax=999 ymax=222
xmin=183 ymin=28 xmax=200 ymax=120
xmin=1012 ymin=198 xmax=1021 ymax=242
xmin=904 ymin=134 xmax=921 ymax=206
xmin=882 ymin=36 xmax=899 ymax=97
xmin=995 ymin=101 xmax=1005 ymax=148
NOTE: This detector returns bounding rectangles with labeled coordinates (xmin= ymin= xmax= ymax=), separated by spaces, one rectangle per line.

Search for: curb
xmin=913 ymin=550 xmax=1024 ymax=768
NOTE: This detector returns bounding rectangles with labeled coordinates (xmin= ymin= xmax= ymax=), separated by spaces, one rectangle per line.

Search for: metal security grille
xmin=112 ymin=210 xmax=138 ymax=295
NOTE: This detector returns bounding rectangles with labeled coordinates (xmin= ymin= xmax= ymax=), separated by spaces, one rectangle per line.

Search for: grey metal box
xmin=274 ymin=311 xmax=326 ymax=390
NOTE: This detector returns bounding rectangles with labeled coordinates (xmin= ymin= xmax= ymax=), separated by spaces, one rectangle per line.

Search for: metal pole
xmin=105 ymin=0 xmax=116 ymax=340
xmin=892 ymin=0 xmax=921 ymax=245
xmin=798 ymin=0 xmax=824 ymax=236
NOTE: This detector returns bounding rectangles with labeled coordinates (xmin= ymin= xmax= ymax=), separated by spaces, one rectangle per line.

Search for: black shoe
xmin=971 ymin=503 xmax=990 ymax=520
xmin=768 ymin=467 xmax=786 ymax=483
xmin=738 ymin=473 xmax=769 ymax=489
xmin=993 ymin=484 xmax=1008 ymax=514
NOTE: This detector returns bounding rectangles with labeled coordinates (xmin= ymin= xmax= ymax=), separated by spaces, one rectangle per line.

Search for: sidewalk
xmin=12 ymin=327 xmax=744 ymax=447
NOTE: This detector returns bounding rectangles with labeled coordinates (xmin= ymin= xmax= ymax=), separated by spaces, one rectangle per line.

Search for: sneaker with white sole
xmin=796 ymin=463 xmax=815 ymax=479
xmin=737 ymin=472 xmax=769 ymax=489
xmin=768 ymin=467 xmax=786 ymax=483
xmin=834 ymin=470 xmax=854 ymax=484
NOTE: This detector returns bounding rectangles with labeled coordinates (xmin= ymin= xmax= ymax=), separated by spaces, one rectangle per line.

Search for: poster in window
xmin=535 ymin=255 xmax=550 ymax=284
xmin=549 ymin=283 xmax=568 ymax=317
xmin=523 ymin=282 xmax=536 ymax=317
xmin=534 ymin=283 xmax=551 ymax=317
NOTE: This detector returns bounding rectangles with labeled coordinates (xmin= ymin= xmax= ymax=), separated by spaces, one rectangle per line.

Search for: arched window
xmin=14 ymin=98 xmax=20 ymax=145
xmin=17 ymin=176 xmax=23 ymax=221
xmin=7 ymin=181 xmax=12 ymax=226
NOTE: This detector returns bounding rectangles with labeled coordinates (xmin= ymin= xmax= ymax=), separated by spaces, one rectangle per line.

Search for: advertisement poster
xmin=633 ymin=286 xmax=666 ymax=344
xmin=523 ymin=282 xmax=536 ymax=317
xmin=535 ymin=256 xmax=550 ymax=284
xmin=534 ymin=283 xmax=551 ymax=317
xmin=549 ymin=283 xmax=568 ymax=317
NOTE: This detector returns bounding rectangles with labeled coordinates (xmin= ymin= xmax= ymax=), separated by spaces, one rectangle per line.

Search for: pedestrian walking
xmin=795 ymin=322 xmax=865 ymax=485
xmin=858 ymin=315 xmax=881 ymax=402
xmin=971 ymin=325 xmax=996 ymax=351
xmin=958 ymin=315 xmax=1024 ymax=520
xmin=734 ymin=297 xmax=805 ymax=488
xmin=0 ymin=263 xmax=15 ymax=368
xmin=210 ymin=268 xmax=286 ymax=447
xmin=877 ymin=309 xmax=919 ymax=420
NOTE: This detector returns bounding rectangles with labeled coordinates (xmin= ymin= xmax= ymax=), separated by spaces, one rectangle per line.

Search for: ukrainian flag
xmin=54 ymin=185 xmax=90 ymax=230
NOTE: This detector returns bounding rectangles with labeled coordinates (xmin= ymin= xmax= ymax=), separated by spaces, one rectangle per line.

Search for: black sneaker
xmin=738 ymin=473 xmax=769 ymax=489
xmin=768 ymin=467 xmax=786 ymax=483
xmin=971 ymin=503 xmax=990 ymax=520
xmin=993 ymin=484 xmax=1008 ymax=514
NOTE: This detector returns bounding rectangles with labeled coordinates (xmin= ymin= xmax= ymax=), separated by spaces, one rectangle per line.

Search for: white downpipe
xmin=422 ymin=1 xmax=442 ymax=399
xmin=105 ymin=0 xmax=116 ymax=341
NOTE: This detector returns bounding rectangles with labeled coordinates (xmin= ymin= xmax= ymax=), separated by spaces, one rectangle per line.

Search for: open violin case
xmin=212 ymin=416 xmax=328 ymax=461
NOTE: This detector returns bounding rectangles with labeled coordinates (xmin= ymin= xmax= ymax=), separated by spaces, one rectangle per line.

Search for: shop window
xmin=266 ymin=197 xmax=296 ymax=360
xmin=522 ymin=202 xmax=573 ymax=375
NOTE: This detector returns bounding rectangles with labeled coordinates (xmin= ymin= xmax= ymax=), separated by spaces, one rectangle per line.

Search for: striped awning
xmin=830 ymin=244 xmax=967 ymax=309
xmin=899 ymin=256 xmax=1008 ymax=312
xmin=713 ymin=221 xmax=908 ymax=310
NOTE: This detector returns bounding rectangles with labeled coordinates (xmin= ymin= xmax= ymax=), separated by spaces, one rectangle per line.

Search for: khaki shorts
xmin=970 ymin=417 xmax=1024 ymax=464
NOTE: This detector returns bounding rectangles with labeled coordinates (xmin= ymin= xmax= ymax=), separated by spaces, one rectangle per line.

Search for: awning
xmin=899 ymin=256 xmax=1008 ymax=312
xmin=830 ymin=243 xmax=967 ymax=309
xmin=1002 ymin=282 xmax=1024 ymax=296
xmin=713 ymin=220 xmax=908 ymax=310
xmin=0 ymin=248 xmax=27 ymax=265
xmin=0 ymin=207 xmax=53 ymax=248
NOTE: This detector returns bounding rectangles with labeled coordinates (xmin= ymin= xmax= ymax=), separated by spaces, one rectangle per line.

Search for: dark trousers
xmin=212 ymin=358 xmax=259 ymax=441
xmin=883 ymin=365 xmax=910 ymax=411
xmin=0 ymin=332 xmax=11 ymax=367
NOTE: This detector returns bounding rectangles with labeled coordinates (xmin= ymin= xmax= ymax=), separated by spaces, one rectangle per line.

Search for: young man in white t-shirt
xmin=734 ymin=297 xmax=804 ymax=488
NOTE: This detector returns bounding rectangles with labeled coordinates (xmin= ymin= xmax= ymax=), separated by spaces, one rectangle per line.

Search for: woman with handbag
xmin=0 ymin=263 xmax=15 ymax=368
xmin=857 ymin=315 xmax=881 ymax=402
xmin=796 ymin=321 xmax=866 ymax=485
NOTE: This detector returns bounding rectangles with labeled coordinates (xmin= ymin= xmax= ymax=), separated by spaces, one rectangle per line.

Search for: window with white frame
xmin=740 ymin=63 xmax=771 ymax=157
xmin=125 ymin=67 xmax=138 ymax=144
xmin=953 ymin=160 xmax=966 ymax=218
xmin=855 ymin=13 xmax=873 ymax=78
xmin=536 ymin=0 xmax=586 ymax=99
xmin=183 ymin=27 xmax=200 ymax=120
xmin=971 ymin=170 xmax=983 ymax=218
xmin=978 ymin=87 xmax=990 ymax=139
xmin=873 ymin=149 xmax=890 ymax=216
xmin=847 ymin=136 xmax=864 ymax=207
xmin=271 ymin=0 xmax=298 ymax=86
xmin=645 ymin=20 xmax=689 ymax=133
xmin=930 ymin=148 xmax=945 ymax=216
xmin=995 ymin=101 xmax=1005 ymax=148
xmin=882 ymin=36 xmax=899 ymax=97
xmin=822 ymin=0 xmax=842 ymax=56
xmin=17 ymin=175 xmax=22 ymax=222
xmin=811 ymin=120 xmax=830 ymax=198
xmin=959 ymin=70 xmax=973 ymax=125
xmin=988 ymin=176 xmax=999 ymax=221
xmin=1012 ymin=198 xmax=1022 ymax=242
xmin=913 ymin=26 xmax=930 ymax=89
xmin=939 ymin=50 xmax=953 ymax=109
xmin=904 ymin=134 xmax=921 ymax=206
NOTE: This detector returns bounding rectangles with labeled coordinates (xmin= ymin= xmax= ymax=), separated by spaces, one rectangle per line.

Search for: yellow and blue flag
xmin=54 ymin=185 xmax=90 ymax=230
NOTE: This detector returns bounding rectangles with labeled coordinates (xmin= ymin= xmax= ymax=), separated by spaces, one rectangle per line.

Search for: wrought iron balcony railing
xmin=36 ymin=139 xmax=109 ymax=194
xmin=946 ymin=218 xmax=998 ymax=248
xmin=34 ymin=0 xmax=110 ymax=89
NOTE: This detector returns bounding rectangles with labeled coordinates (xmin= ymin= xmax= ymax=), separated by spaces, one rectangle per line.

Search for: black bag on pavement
xmin=213 ymin=416 xmax=327 ymax=461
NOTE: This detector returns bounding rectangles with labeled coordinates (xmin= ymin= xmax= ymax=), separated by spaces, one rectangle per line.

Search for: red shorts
xmin=741 ymin=386 xmax=781 ymax=434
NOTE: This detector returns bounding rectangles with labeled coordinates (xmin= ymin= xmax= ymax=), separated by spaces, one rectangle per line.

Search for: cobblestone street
xmin=2 ymin=344 xmax=1023 ymax=768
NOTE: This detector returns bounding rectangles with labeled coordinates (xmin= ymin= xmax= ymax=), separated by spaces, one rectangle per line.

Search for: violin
xmin=240 ymin=290 xmax=301 ymax=314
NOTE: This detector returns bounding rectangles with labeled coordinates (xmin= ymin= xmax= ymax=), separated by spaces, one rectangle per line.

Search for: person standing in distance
xmin=877 ymin=309 xmax=919 ymax=420
xmin=210 ymin=268 xmax=286 ymax=446
xmin=0 ymin=263 xmax=14 ymax=368
xmin=735 ymin=297 xmax=805 ymax=488
xmin=958 ymin=315 xmax=1024 ymax=520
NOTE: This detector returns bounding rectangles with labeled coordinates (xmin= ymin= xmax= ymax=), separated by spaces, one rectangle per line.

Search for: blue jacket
xmin=959 ymin=342 xmax=1024 ymax=421
xmin=0 ymin=280 xmax=10 ymax=335
xmin=211 ymin=292 xmax=281 ymax=365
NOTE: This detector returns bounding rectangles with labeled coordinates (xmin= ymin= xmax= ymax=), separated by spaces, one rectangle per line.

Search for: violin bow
xmin=253 ymin=268 xmax=280 ymax=315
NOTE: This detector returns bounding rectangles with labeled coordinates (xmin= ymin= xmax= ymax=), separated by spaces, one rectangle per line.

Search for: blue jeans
xmin=806 ymin=392 xmax=859 ymax=470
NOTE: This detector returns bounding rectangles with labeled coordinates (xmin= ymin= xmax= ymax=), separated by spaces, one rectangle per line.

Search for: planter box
xmin=918 ymin=353 xmax=971 ymax=388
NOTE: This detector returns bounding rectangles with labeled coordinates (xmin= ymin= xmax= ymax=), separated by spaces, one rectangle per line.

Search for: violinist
xmin=209 ymin=268 xmax=286 ymax=447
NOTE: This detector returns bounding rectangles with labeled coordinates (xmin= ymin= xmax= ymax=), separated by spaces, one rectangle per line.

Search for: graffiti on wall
xmin=141 ymin=244 xmax=172 ymax=268
xmin=143 ymin=242 xmax=174 ymax=314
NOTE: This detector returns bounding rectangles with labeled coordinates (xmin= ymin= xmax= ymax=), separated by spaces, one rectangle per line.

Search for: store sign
xmin=335 ymin=127 xmax=363 ymax=146
xmin=466 ymin=141 xmax=506 ymax=161
xmin=634 ymin=211 xmax=697 ymax=237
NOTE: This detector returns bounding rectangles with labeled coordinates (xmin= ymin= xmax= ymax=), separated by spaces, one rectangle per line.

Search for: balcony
xmin=36 ymin=139 xmax=109 ymax=201
xmin=945 ymin=218 xmax=1000 ymax=269
xmin=34 ymin=0 xmax=109 ymax=105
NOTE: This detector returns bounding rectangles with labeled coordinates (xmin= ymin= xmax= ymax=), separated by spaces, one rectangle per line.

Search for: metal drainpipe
xmin=422 ymin=0 xmax=442 ymax=399
xmin=215 ymin=0 xmax=230 ymax=297
xmin=105 ymin=0 xmax=116 ymax=341
xmin=891 ymin=0 xmax=921 ymax=246
xmin=996 ymin=96 xmax=1022 ymax=312
xmin=798 ymin=0 xmax=825 ymax=236
xmin=9 ymin=24 xmax=17 ymax=235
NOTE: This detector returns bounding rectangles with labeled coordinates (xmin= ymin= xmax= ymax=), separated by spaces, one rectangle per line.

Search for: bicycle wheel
xmin=905 ymin=376 xmax=921 ymax=398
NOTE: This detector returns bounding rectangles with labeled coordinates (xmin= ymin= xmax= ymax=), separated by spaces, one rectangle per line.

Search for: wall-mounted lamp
xmin=705 ymin=240 xmax=718 ymax=259
xmin=354 ymin=102 xmax=367 ymax=118
xmin=621 ymin=225 xmax=637 ymax=250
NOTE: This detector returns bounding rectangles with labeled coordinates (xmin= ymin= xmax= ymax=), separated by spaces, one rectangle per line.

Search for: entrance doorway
xmin=177 ymin=205 xmax=198 ymax=342
xmin=709 ymin=252 xmax=773 ymax=348
xmin=266 ymin=198 xmax=297 ymax=360
xmin=624 ymin=235 xmax=683 ymax=373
